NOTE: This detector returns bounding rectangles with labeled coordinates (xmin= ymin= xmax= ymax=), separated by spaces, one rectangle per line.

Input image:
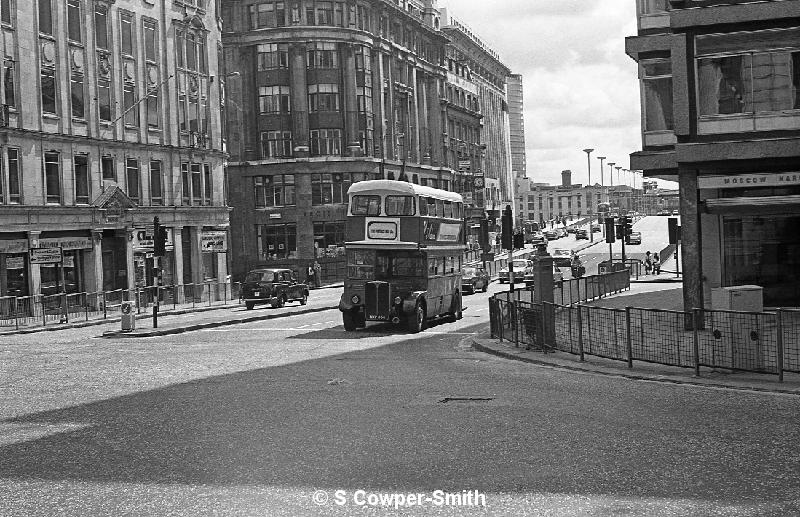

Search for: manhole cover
xmin=438 ymin=397 xmax=493 ymax=404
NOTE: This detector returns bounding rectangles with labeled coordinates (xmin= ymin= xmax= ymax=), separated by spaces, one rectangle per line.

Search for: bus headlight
xmin=351 ymin=295 xmax=360 ymax=304
xmin=394 ymin=296 xmax=402 ymax=305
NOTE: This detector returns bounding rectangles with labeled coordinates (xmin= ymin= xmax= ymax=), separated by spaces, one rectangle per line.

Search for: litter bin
xmin=121 ymin=300 xmax=136 ymax=331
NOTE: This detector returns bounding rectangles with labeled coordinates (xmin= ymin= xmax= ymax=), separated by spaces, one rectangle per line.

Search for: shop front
xmin=0 ymin=237 xmax=29 ymax=298
xmin=38 ymin=233 xmax=94 ymax=297
xmin=132 ymin=226 xmax=176 ymax=288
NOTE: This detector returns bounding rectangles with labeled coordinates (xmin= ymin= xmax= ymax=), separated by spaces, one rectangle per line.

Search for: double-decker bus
xmin=522 ymin=220 xmax=542 ymax=244
xmin=339 ymin=180 xmax=465 ymax=333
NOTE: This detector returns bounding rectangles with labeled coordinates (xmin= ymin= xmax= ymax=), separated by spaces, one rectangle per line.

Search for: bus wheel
xmin=343 ymin=310 xmax=357 ymax=331
xmin=407 ymin=303 xmax=426 ymax=333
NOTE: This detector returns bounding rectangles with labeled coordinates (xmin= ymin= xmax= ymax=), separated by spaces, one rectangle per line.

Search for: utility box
xmin=121 ymin=301 xmax=136 ymax=331
xmin=711 ymin=286 xmax=763 ymax=313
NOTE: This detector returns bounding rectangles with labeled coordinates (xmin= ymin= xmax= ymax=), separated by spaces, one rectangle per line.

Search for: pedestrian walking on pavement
xmin=644 ymin=251 xmax=652 ymax=275
xmin=313 ymin=260 xmax=322 ymax=288
xmin=306 ymin=263 xmax=316 ymax=288
xmin=653 ymin=253 xmax=661 ymax=275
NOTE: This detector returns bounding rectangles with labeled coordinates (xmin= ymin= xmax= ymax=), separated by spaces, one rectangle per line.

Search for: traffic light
xmin=479 ymin=218 xmax=490 ymax=251
xmin=615 ymin=220 xmax=624 ymax=239
xmin=501 ymin=205 xmax=513 ymax=250
xmin=153 ymin=217 xmax=167 ymax=257
xmin=605 ymin=217 xmax=616 ymax=244
xmin=624 ymin=216 xmax=633 ymax=237
xmin=513 ymin=232 xmax=524 ymax=250
xmin=668 ymin=217 xmax=679 ymax=244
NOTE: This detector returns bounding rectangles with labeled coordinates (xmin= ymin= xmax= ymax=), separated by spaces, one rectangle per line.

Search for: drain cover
xmin=438 ymin=397 xmax=493 ymax=404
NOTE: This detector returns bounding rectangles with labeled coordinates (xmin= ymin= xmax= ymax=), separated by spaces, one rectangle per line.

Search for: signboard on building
xmin=0 ymin=239 xmax=29 ymax=254
xmin=30 ymin=247 xmax=63 ymax=264
xmin=39 ymin=237 xmax=93 ymax=250
xmin=698 ymin=172 xmax=800 ymax=189
xmin=132 ymin=228 xmax=175 ymax=251
xmin=458 ymin=160 xmax=471 ymax=172
xmin=201 ymin=231 xmax=228 ymax=252
xmin=6 ymin=256 xmax=24 ymax=269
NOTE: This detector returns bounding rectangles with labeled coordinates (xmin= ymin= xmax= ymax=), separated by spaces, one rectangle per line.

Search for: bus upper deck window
xmin=386 ymin=195 xmax=415 ymax=216
xmin=351 ymin=195 xmax=381 ymax=216
xmin=419 ymin=197 xmax=428 ymax=216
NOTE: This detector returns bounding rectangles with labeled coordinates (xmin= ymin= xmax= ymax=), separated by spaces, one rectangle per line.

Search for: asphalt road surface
xmin=1 ymin=285 xmax=798 ymax=516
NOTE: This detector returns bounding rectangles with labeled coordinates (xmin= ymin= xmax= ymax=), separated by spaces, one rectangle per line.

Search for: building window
xmin=309 ymin=128 xmax=341 ymax=156
xmin=307 ymin=42 xmax=339 ymax=69
xmin=101 ymin=155 xmax=114 ymax=180
xmin=4 ymin=60 xmax=15 ymax=109
xmin=120 ymin=12 xmax=133 ymax=56
xmin=1 ymin=0 xmax=12 ymax=26
xmin=40 ymin=68 xmax=57 ymax=115
xmin=257 ymin=223 xmax=297 ymax=260
xmin=258 ymin=85 xmax=291 ymax=114
xmin=147 ymin=89 xmax=159 ymax=128
xmin=316 ymin=1 xmax=333 ymax=25
xmin=260 ymin=131 xmax=293 ymax=158
xmin=249 ymin=1 xmax=286 ymax=29
xmin=191 ymin=162 xmax=201 ymax=204
xmin=44 ymin=152 xmax=60 ymax=204
xmin=126 ymin=158 xmax=139 ymax=201
xmin=308 ymin=84 xmax=339 ymax=112
xmin=312 ymin=172 xmax=353 ymax=205
xmin=313 ymin=221 xmax=345 ymax=257
xmin=143 ymin=19 xmax=158 ymax=62
xmin=67 ymin=0 xmax=82 ymax=43
xmin=38 ymin=0 xmax=53 ymax=35
xmin=7 ymin=148 xmax=20 ymax=203
xmin=639 ymin=0 xmax=669 ymax=15
xmin=357 ymin=86 xmax=372 ymax=113
xmin=123 ymin=83 xmax=137 ymax=127
xmin=97 ymin=78 xmax=112 ymax=122
xmin=203 ymin=164 xmax=212 ymax=205
xmin=254 ymin=174 xmax=296 ymax=207
xmin=149 ymin=160 xmax=162 ymax=205
xmin=71 ymin=73 xmax=85 ymax=119
xmin=74 ymin=155 xmax=89 ymax=204
xmin=181 ymin=162 xmax=190 ymax=203
xmin=257 ymin=43 xmax=288 ymax=70
xmin=95 ymin=5 xmax=109 ymax=49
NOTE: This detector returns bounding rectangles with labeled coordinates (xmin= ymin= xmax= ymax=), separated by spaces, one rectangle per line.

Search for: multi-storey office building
xmin=507 ymin=73 xmax=526 ymax=181
xmin=441 ymin=9 xmax=513 ymax=225
xmin=626 ymin=0 xmax=800 ymax=308
xmin=516 ymin=171 xmax=611 ymax=227
xmin=0 ymin=0 xmax=228 ymax=299
xmin=222 ymin=0 xmax=454 ymax=280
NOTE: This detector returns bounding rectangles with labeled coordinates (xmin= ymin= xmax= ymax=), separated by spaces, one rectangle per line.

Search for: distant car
xmin=241 ymin=268 xmax=309 ymax=310
xmin=672 ymin=210 xmax=679 ymax=216
xmin=592 ymin=224 xmax=601 ymax=233
xmin=566 ymin=227 xmax=576 ymax=234
xmin=499 ymin=259 xmax=532 ymax=283
xmin=544 ymin=230 xmax=559 ymax=240
xmin=627 ymin=231 xmax=642 ymax=245
xmin=461 ymin=266 xmax=490 ymax=293
xmin=524 ymin=265 xmax=564 ymax=288
xmin=556 ymin=228 xmax=568 ymax=238
xmin=657 ymin=210 xmax=670 ymax=216
xmin=530 ymin=232 xmax=547 ymax=245
xmin=575 ymin=229 xmax=589 ymax=240
xmin=551 ymin=249 xmax=572 ymax=267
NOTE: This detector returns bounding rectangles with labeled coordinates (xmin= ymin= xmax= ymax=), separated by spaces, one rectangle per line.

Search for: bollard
xmin=776 ymin=309 xmax=784 ymax=383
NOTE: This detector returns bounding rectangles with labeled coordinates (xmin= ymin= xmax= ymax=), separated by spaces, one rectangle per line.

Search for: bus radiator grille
xmin=365 ymin=281 xmax=391 ymax=319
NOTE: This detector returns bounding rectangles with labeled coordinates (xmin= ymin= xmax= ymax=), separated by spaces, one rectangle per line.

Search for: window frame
xmin=43 ymin=151 xmax=61 ymax=204
xmin=74 ymin=154 xmax=89 ymax=205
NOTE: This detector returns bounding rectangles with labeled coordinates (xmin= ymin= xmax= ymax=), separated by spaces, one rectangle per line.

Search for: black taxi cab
xmin=241 ymin=268 xmax=309 ymax=310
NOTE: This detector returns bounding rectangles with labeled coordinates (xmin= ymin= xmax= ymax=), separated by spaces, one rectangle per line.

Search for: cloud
xmin=438 ymin=0 xmax=673 ymax=187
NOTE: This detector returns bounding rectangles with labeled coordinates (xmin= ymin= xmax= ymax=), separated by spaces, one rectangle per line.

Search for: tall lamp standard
xmin=597 ymin=156 xmax=606 ymax=186
xmin=615 ymin=166 xmax=622 ymax=188
xmin=582 ymin=148 xmax=594 ymax=186
xmin=607 ymin=162 xmax=615 ymax=187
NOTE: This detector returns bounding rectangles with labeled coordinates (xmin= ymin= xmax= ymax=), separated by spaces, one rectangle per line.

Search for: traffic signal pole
xmin=153 ymin=217 xmax=160 ymax=329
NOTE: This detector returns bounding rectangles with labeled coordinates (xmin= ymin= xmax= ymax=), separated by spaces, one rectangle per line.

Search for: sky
xmin=438 ymin=0 xmax=670 ymax=188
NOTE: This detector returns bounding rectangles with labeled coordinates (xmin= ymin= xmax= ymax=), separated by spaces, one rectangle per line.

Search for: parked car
xmin=241 ymin=268 xmax=309 ymax=310
xmin=556 ymin=228 xmax=568 ymax=238
xmin=627 ymin=231 xmax=642 ymax=245
xmin=530 ymin=232 xmax=547 ymax=245
xmin=657 ymin=210 xmax=670 ymax=216
xmin=672 ymin=210 xmax=679 ymax=216
xmin=461 ymin=266 xmax=490 ymax=293
xmin=575 ymin=229 xmax=589 ymax=240
xmin=524 ymin=265 xmax=564 ymax=288
xmin=544 ymin=230 xmax=559 ymax=240
xmin=551 ymin=248 xmax=572 ymax=267
xmin=592 ymin=224 xmax=601 ymax=233
xmin=566 ymin=227 xmax=576 ymax=234
xmin=499 ymin=259 xmax=532 ymax=283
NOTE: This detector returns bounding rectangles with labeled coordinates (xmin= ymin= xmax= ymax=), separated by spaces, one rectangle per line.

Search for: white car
xmin=551 ymin=249 xmax=572 ymax=267
xmin=499 ymin=259 xmax=532 ymax=283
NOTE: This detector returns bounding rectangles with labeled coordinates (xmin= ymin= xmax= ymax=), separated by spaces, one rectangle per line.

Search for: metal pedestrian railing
xmin=0 ymin=282 xmax=243 ymax=331
xmin=490 ymin=282 xmax=800 ymax=382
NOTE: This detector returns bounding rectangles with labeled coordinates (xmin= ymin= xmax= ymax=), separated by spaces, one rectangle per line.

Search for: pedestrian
xmin=313 ymin=260 xmax=322 ymax=288
xmin=644 ymin=251 xmax=652 ymax=275
xmin=653 ymin=252 xmax=661 ymax=275
xmin=306 ymin=263 xmax=316 ymax=288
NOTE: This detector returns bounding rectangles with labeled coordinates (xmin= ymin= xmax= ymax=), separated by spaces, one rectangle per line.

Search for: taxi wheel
xmin=299 ymin=293 xmax=308 ymax=305
xmin=245 ymin=302 xmax=254 ymax=310
xmin=407 ymin=303 xmax=426 ymax=333
xmin=343 ymin=310 xmax=357 ymax=331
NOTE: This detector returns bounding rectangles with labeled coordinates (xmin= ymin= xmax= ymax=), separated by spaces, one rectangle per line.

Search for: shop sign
xmin=132 ymin=228 xmax=174 ymax=250
xmin=699 ymin=172 xmax=800 ymax=189
xmin=6 ymin=256 xmax=24 ymax=269
xmin=201 ymin=231 xmax=228 ymax=252
xmin=39 ymin=237 xmax=93 ymax=250
xmin=30 ymin=247 xmax=63 ymax=264
xmin=0 ymin=239 xmax=28 ymax=254
xmin=269 ymin=213 xmax=282 ymax=219
xmin=63 ymin=255 xmax=75 ymax=268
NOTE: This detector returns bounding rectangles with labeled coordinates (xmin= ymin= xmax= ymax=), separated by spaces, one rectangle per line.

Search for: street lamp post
xmin=597 ymin=156 xmax=606 ymax=186
xmin=582 ymin=148 xmax=594 ymax=186
xmin=607 ymin=162 xmax=615 ymax=187
xmin=615 ymin=166 xmax=622 ymax=189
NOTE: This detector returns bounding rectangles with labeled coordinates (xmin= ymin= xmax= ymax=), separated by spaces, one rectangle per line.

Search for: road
xmin=1 ymin=285 xmax=799 ymax=516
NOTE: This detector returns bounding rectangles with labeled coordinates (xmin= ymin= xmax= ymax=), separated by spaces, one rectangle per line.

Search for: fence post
xmin=207 ymin=282 xmax=212 ymax=306
xmin=626 ymin=307 xmax=633 ymax=369
xmin=693 ymin=308 xmax=701 ymax=377
xmin=14 ymin=297 xmax=19 ymax=331
xmin=577 ymin=305 xmax=584 ymax=362
xmin=776 ymin=309 xmax=784 ymax=383
xmin=498 ymin=300 xmax=504 ymax=343
xmin=62 ymin=293 xmax=69 ymax=324
xmin=85 ymin=294 xmax=89 ymax=321
xmin=42 ymin=297 xmax=47 ymax=327
xmin=513 ymin=301 xmax=519 ymax=348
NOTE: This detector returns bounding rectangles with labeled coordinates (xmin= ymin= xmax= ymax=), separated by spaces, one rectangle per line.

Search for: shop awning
xmin=703 ymin=195 xmax=800 ymax=215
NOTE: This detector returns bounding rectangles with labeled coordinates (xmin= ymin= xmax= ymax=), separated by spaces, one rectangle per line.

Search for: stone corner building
xmin=0 ymin=0 xmax=229 ymax=299
xmin=221 ymin=0 xmax=514 ymax=281
xmin=626 ymin=0 xmax=800 ymax=309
